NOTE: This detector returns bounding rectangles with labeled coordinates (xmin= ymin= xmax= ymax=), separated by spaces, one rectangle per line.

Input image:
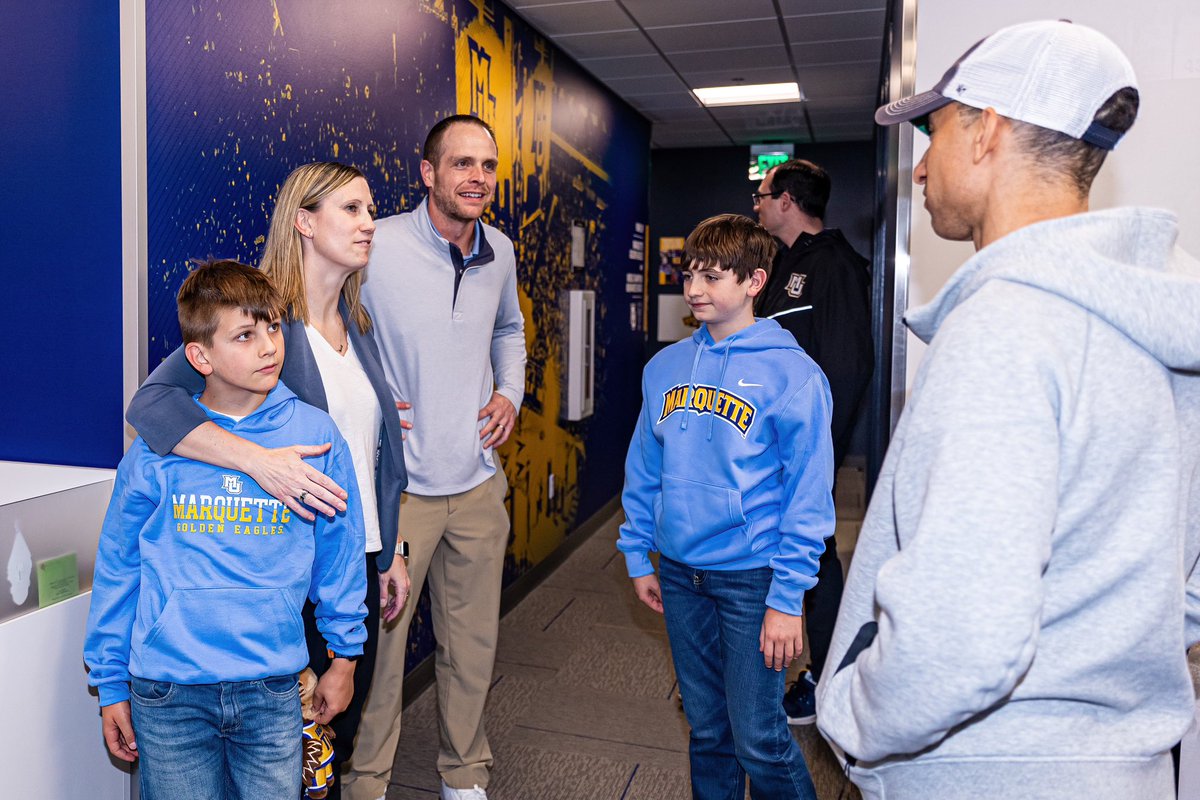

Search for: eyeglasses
xmin=751 ymin=190 xmax=783 ymax=205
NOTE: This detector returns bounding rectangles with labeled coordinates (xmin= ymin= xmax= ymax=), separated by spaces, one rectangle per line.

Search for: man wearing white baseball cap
xmin=815 ymin=19 xmax=1200 ymax=800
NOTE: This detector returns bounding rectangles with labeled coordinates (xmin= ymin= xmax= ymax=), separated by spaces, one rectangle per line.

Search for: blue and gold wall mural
xmin=146 ymin=0 xmax=650 ymax=672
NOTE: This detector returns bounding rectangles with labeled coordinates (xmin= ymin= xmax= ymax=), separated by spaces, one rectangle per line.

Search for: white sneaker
xmin=440 ymin=781 xmax=488 ymax=800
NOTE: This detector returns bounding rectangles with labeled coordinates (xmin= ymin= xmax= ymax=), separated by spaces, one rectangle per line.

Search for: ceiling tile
xmin=622 ymin=0 xmax=776 ymax=28
xmin=794 ymin=63 xmax=879 ymax=100
xmin=578 ymin=53 xmax=674 ymax=79
xmin=776 ymin=0 xmax=886 ymax=14
xmin=651 ymin=117 xmax=726 ymax=135
xmin=627 ymin=92 xmax=704 ymax=111
xmin=791 ymin=38 xmax=880 ymax=65
xmin=784 ymin=9 xmax=886 ymax=43
xmin=681 ymin=65 xmax=797 ymax=88
xmin=805 ymin=94 xmax=881 ymax=113
xmin=641 ymin=106 xmax=718 ymax=123
xmin=511 ymin=0 xmax=888 ymax=148
xmin=806 ymin=108 xmax=878 ymax=126
xmin=553 ymin=29 xmax=658 ymax=59
xmin=709 ymin=102 xmax=806 ymax=126
xmin=651 ymin=126 xmax=735 ymax=148
xmin=603 ymin=73 xmax=691 ymax=96
xmin=796 ymin=60 xmax=878 ymax=82
xmin=810 ymin=124 xmax=874 ymax=142
xmin=511 ymin=0 xmax=631 ymax=36
xmin=667 ymin=44 xmax=788 ymax=75
xmin=506 ymin=0 xmax=617 ymax=7
xmin=647 ymin=19 xmax=782 ymax=54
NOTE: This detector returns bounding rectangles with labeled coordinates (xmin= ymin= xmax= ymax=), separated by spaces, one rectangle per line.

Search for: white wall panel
xmin=906 ymin=0 xmax=1200 ymax=386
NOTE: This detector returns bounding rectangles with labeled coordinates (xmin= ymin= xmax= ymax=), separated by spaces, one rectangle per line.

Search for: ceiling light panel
xmin=693 ymin=82 xmax=801 ymax=107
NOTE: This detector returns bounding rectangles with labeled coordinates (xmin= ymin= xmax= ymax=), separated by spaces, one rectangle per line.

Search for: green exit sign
xmin=757 ymin=152 xmax=790 ymax=172
xmin=749 ymin=145 xmax=794 ymax=181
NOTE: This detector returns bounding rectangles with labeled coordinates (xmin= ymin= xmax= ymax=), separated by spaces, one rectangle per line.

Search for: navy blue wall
xmin=1 ymin=1 xmax=124 ymax=467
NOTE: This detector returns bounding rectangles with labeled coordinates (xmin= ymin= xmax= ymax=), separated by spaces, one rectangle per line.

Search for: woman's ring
xmin=299 ymin=491 xmax=309 ymax=504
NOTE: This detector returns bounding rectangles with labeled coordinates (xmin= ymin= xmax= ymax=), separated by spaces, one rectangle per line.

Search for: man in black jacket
xmin=753 ymin=158 xmax=873 ymax=725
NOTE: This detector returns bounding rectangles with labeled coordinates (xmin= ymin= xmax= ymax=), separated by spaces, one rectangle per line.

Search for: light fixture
xmin=693 ymin=82 xmax=802 ymax=107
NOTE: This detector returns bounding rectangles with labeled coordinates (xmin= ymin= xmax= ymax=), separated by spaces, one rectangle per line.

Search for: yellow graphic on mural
xmin=454 ymin=1 xmax=586 ymax=565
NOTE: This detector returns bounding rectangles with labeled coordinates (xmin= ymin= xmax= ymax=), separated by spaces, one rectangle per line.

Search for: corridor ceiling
xmin=508 ymin=0 xmax=888 ymax=148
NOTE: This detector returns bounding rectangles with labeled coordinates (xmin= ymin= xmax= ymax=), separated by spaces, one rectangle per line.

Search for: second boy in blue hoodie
xmin=618 ymin=214 xmax=834 ymax=799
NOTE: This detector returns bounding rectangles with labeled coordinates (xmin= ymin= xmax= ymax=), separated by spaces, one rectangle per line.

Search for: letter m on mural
xmin=468 ymin=38 xmax=498 ymax=121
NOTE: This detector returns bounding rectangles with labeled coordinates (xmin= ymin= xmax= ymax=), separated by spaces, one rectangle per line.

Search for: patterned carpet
xmin=381 ymin=508 xmax=862 ymax=800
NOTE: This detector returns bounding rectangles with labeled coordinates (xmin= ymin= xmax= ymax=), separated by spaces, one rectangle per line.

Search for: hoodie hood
xmin=690 ymin=317 xmax=806 ymax=354
xmin=906 ymin=208 xmax=1200 ymax=370
xmin=683 ymin=320 xmax=807 ymax=438
xmin=193 ymin=382 xmax=300 ymax=433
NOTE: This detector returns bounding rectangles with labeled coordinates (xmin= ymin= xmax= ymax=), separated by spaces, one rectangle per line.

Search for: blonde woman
xmin=127 ymin=162 xmax=409 ymax=798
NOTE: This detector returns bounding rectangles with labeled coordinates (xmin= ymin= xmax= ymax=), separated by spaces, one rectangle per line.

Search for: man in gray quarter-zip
xmin=816 ymin=20 xmax=1200 ymax=800
xmin=346 ymin=115 xmax=526 ymax=800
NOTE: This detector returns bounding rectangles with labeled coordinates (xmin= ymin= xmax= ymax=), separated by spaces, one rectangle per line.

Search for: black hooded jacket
xmin=755 ymin=228 xmax=873 ymax=468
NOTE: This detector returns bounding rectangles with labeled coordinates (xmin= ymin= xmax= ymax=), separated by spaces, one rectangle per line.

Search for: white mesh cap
xmin=876 ymin=20 xmax=1138 ymax=149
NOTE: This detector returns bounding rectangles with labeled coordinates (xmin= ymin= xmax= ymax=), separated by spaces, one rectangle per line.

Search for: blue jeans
xmin=659 ymin=556 xmax=817 ymax=800
xmin=130 ymin=676 xmax=302 ymax=800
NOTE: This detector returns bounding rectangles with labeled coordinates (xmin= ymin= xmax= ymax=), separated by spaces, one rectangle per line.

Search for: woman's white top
xmin=304 ymin=324 xmax=383 ymax=553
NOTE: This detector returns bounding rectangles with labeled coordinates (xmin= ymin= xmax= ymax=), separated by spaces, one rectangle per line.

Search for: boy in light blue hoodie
xmin=617 ymin=214 xmax=835 ymax=799
xmin=84 ymin=261 xmax=367 ymax=800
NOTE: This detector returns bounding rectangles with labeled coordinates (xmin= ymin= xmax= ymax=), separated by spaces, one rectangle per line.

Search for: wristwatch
xmin=395 ymin=539 xmax=409 ymax=562
xmin=327 ymin=648 xmax=361 ymax=663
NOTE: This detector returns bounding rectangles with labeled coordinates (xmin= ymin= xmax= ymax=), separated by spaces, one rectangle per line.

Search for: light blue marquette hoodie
xmin=816 ymin=208 xmax=1200 ymax=800
xmin=617 ymin=318 xmax=835 ymax=614
xmin=85 ymin=384 xmax=368 ymax=707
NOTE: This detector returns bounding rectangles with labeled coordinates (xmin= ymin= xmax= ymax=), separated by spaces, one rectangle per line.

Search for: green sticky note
xmin=37 ymin=553 xmax=79 ymax=608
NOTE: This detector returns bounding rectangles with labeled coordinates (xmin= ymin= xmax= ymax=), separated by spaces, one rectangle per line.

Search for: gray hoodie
xmin=816 ymin=208 xmax=1200 ymax=800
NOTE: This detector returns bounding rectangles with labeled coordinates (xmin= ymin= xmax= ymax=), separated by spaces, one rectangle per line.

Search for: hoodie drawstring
xmin=709 ymin=344 xmax=731 ymax=441
xmin=681 ymin=343 xmax=705 ymax=432
xmin=681 ymin=336 xmax=732 ymax=441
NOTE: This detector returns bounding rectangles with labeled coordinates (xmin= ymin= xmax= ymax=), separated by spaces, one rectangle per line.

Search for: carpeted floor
xmin=381 ymin=508 xmax=861 ymax=800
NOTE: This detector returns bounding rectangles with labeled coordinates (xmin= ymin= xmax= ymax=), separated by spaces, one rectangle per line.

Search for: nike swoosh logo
xmin=737 ymin=379 xmax=762 ymax=387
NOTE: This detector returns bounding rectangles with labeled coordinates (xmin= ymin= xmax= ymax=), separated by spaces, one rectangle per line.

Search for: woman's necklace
xmin=317 ymin=317 xmax=348 ymax=354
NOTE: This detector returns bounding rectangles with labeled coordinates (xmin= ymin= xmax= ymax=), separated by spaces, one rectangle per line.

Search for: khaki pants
xmin=344 ymin=471 xmax=509 ymax=799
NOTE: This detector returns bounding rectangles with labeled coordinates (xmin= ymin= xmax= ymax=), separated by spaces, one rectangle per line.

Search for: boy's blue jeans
xmin=659 ymin=556 xmax=817 ymax=800
xmin=129 ymin=675 xmax=301 ymax=800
